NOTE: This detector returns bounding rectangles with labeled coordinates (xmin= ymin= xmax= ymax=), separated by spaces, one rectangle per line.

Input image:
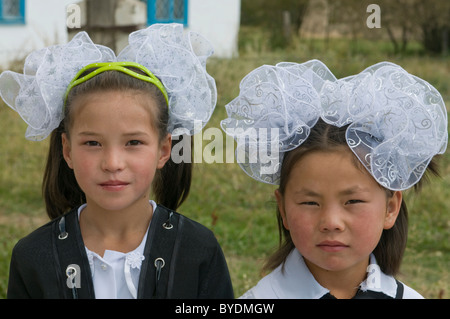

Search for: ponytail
xmin=42 ymin=125 xmax=85 ymax=220
xmin=152 ymin=134 xmax=193 ymax=211
xmin=372 ymin=199 xmax=408 ymax=276
xmin=372 ymin=159 xmax=440 ymax=276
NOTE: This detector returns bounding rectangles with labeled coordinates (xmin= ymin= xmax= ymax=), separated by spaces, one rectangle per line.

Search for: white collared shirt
xmin=240 ymin=249 xmax=424 ymax=299
xmin=77 ymin=201 xmax=156 ymax=299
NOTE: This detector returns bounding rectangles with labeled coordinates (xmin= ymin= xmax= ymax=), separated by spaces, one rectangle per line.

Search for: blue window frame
xmin=0 ymin=0 xmax=25 ymax=24
xmin=146 ymin=0 xmax=188 ymax=26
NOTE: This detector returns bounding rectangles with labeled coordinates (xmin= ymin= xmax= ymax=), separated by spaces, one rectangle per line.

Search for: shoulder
xmin=239 ymin=265 xmax=284 ymax=299
xmin=239 ymin=272 xmax=279 ymax=299
xmin=240 ymin=249 xmax=331 ymax=299
xmin=156 ymin=205 xmax=218 ymax=247
xmin=12 ymin=217 xmax=57 ymax=258
xmin=153 ymin=205 xmax=233 ymax=298
xmin=400 ymin=282 xmax=425 ymax=299
xmin=239 ymin=262 xmax=281 ymax=299
xmin=8 ymin=215 xmax=60 ymax=298
xmin=179 ymin=214 xmax=216 ymax=241
xmin=11 ymin=210 xmax=76 ymax=261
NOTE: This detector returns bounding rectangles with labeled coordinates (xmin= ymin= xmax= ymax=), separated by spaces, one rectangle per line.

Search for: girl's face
xmin=62 ymin=90 xmax=171 ymax=213
xmin=275 ymin=149 xmax=402 ymax=277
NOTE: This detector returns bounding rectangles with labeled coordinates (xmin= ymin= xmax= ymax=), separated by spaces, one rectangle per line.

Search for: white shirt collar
xmin=359 ymin=254 xmax=398 ymax=297
xmin=77 ymin=200 xmax=156 ymax=298
xmin=269 ymin=249 xmax=329 ymax=299
xmin=241 ymin=249 xmax=398 ymax=299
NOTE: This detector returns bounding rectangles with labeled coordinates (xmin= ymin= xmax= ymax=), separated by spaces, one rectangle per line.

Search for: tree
xmin=414 ymin=0 xmax=450 ymax=54
xmin=241 ymin=0 xmax=310 ymax=48
xmin=328 ymin=0 xmax=449 ymax=55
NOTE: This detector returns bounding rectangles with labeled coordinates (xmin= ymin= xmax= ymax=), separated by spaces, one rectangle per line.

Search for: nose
xmin=101 ymin=147 xmax=125 ymax=172
xmin=319 ymin=206 xmax=345 ymax=232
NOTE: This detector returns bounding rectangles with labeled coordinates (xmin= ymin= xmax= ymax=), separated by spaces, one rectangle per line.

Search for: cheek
xmin=128 ymin=154 xmax=159 ymax=184
xmin=351 ymin=213 xmax=385 ymax=251
xmin=283 ymin=208 xmax=316 ymax=251
xmin=136 ymin=164 xmax=155 ymax=184
xmin=70 ymin=153 xmax=96 ymax=184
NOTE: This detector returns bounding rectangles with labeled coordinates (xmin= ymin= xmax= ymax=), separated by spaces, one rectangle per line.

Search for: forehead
xmin=69 ymin=90 xmax=158 ymax=131
xmin=286 ymin=149 xmax=380 ymax=193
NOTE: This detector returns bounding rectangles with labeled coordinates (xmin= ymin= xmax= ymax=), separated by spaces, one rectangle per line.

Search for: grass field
xmin=0 ymin=34 xmax=449 ymax=298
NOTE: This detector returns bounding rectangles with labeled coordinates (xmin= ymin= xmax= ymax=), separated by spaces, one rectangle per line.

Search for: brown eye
xmin=85 ymin=141 xmax=100 ymax=147
xmin=345 ymin=199 xmax=364 ymax=205
xmin=300 ymin=202 xmax=319 ymax=206
xmin=127 ymin=140 xmax=142 ymax=146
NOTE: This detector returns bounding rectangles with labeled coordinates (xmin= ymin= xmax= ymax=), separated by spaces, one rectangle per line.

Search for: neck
xmin=79 ymin=199 xmax=153 ymax=256
xmin=304 ymin=257 xmax=369 ymax=299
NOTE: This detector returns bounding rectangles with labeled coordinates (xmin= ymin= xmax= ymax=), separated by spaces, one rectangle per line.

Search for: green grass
xmin=0 ymin=34 xmax=449 ymax=298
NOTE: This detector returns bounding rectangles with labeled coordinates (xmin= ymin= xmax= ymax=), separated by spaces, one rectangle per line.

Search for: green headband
xmin=64 ymin=62 xmax=169 ymax=107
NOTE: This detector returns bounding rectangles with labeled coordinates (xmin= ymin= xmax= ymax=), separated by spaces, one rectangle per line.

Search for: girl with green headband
xmin=0 ymin=24 xmax=233 ymax=299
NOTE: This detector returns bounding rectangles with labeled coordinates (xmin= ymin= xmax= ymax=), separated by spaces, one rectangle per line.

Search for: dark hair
xmin=42 ymin=69 xmax=192 ymax=219
xmin=263 ymin=118 xmax=440 ymax=276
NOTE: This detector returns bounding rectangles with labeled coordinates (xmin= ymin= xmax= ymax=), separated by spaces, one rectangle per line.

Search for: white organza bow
xmin=0 ymin=23 xmax=216 ymax=141
xmin=221 ymin=60 xmax=448 ymax=191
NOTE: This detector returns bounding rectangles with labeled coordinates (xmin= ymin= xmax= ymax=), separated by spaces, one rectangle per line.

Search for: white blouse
xmin=77 ymin=201 xmax=156 ymax=299
xmin=240 ymin=249 xmax=424 ymax=299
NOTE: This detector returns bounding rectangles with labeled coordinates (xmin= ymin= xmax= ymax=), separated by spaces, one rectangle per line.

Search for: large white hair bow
xmin=221 ymin=60 xmax=448 ymax=191
xmin=0 ymin=23 xmax=216 ymax=141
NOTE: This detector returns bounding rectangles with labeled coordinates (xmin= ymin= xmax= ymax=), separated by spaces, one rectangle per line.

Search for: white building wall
xmin=0 ymin=0 xmax=75 ymax=69
xmin=187 ymin=0 xmax=240 ymax=58
xmin=0 ymin=0 xmax=241 ymax=68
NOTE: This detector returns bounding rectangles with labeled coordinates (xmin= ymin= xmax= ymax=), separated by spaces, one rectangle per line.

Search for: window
xmin=147 ymin=0 xmax=188 ymax=26
xmin=0 ymin=0 xmax=25 ymax=24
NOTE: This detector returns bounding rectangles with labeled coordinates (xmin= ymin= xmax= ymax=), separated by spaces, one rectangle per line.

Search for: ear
xmin=275 ymin=189 xmax=289 ymax=230
xmin=61 ymin=133 xmax=73 ymax=169
xmin=384 ymin=191 xmax=402 ymax=229
xmin=157 ymin=133 xmax=172 ymax=169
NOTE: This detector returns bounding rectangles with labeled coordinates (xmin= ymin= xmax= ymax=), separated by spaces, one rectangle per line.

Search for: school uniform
xmin=240 ymin=249 xmax=423 ymax=299
xmin=7 ymin=203 xmax=234 ymax=299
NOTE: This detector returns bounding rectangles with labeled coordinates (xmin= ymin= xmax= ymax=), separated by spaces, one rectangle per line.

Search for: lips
xmin=99 ymin=180 xmax=129 ymax=191
xmin=317 ymin=240 xmax=349 ymax=252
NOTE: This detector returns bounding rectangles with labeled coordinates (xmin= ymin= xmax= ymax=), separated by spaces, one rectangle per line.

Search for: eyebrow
xmin=123 ymin=131 xmax=150 ymax=137
xmin=338 ymin=186 xmax=371 ymax=196
xmin=77 ymin=131 xmax=149 ymax=137
xmin=77 ymin=131 xmax=99 ymax=136
xmin=293 ymin=189 xmax=321 ymax=197
xmin=293 ymin=186 xmax=370 ymax=197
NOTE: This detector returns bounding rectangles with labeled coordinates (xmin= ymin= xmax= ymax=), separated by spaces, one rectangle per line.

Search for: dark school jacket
xmin=7 ymin=205 xmax=234 ymax=299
